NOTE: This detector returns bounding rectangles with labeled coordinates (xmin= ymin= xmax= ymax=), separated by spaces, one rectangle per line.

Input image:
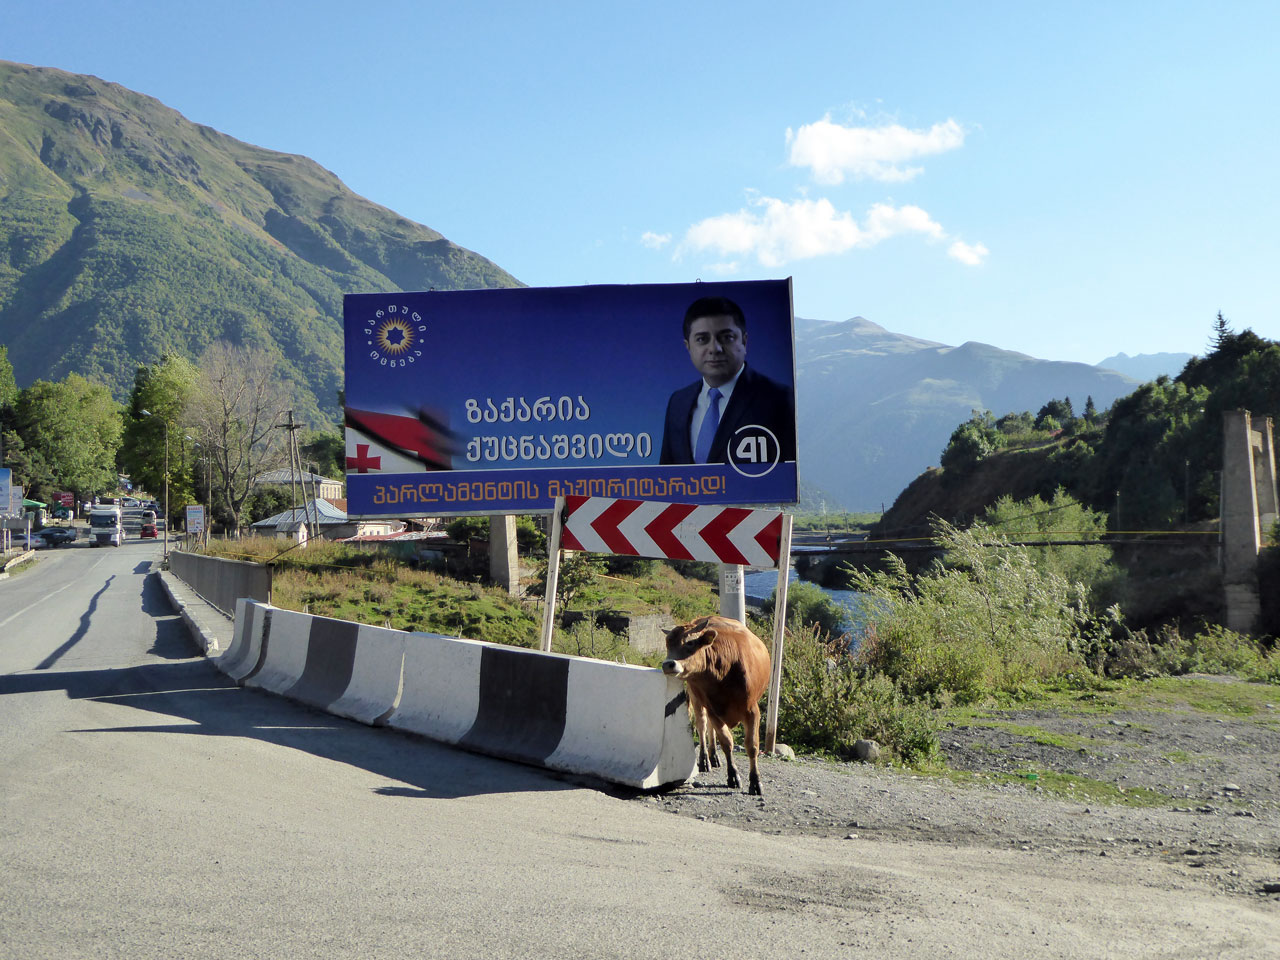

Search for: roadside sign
xmin=185 ymin=504 xmax=205 ymax=535
xmin=0 ymin=469 xmax=10 ymax=516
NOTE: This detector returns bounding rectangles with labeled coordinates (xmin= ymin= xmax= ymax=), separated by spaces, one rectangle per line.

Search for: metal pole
xmin=764 ymin=514 xmax=794 ymax=755
xmin=539 ymin=497 xmax=566 ymax=652
xmin=163 ymin=421 xmax=169 ymax=559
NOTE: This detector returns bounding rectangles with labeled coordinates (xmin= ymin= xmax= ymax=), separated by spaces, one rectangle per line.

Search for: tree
xmin=119 ymin=355 xmax=198 ymax=513
xmin=301 ymin=429 xmax=344 ymax=480
xmin=13 ymin=375 xmax=122 ymax=499
xmin=2 ymin=429 xmax=55 ymax=500
xmin=941 ymin=410 xmax=999 ymax=475
xmin=1035 ymin=398 xmax=1074 ymax=430
xmin=1210 ymin=310 xmax=1231 ymax=350
xmin=185 ymin=342 xmax=290 ymax=535
xmin=0 ymin=346 xmax=17 ymax=409
xmin=1083 ymin=396 xmax=1098 ymax=423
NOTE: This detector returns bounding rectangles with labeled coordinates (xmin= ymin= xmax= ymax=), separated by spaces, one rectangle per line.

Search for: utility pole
xmin=279 ymin=410 xmax=310 ymax=544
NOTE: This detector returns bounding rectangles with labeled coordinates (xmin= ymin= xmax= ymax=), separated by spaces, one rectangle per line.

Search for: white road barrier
xmin=217 ymin=602 xmax=696 ymax=790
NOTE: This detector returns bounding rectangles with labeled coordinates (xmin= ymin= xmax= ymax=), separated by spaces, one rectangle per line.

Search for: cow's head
xmin=662 ymin=619 xmax=717 ymax=677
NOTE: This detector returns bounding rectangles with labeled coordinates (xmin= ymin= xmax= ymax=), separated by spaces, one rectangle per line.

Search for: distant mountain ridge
xmin=0 ymin=60 xmax=520 ymax=427
xmin=794 ymin=317 xmax=1141 ymax=509
xmin=1095 ymin=351 xmax=1195 ymax=382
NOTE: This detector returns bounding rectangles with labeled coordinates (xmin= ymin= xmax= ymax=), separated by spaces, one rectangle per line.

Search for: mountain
xmin=0 ymin=60 xmax=520 ymax=428
xmin=794 ymin=317 xmax=1141 ymax=510
xmin=1095 ymin=351 xmax=1195 ymax=382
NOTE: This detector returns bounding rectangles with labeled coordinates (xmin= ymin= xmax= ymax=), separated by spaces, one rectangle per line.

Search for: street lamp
xmin=140 ymin=409 xmax=169 ymax=559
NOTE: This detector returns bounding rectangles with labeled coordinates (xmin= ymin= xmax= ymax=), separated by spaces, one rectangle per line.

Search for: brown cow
xmin=661 ymin=615 xmax=771 ymax=796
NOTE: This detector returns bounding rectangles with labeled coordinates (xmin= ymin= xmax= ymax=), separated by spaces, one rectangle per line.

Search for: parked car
xmin=11 ymin=533 xmax=47 ymax=550
xmin=39 ymin=527 xmax=79 ymax=546
xmin=51 ymin=506 xmax=71 ymax=520
xmin=140 ymin=523 xmax=159 ymax=539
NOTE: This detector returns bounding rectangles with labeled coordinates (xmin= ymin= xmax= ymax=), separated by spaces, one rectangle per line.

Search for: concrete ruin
xmin=1221 ymin=410 xmax=1278 ymax=633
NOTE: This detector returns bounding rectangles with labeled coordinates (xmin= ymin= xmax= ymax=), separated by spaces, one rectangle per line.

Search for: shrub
xmin=601 ymin=555 xmax=658 ymax=578
xmin=775 ymin=623 xmax=939 ymax=765
xmin=846 ymin=520 xmax=1102 ymax=703
xmin=551 ymin=618 xmax=659 ymax=666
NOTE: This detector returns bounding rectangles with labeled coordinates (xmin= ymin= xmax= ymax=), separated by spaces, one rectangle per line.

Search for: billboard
xmin=343 ymin=279 xmax=797 ymax=517
xmin=185 ymin=504 xmax=205 ymax=535
xmin=0 ymin=469 xmax=9 ymax=516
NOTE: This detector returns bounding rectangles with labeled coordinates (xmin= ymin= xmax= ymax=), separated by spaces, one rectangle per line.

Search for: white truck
xmin=88 ymin=504 xmax=123 ymax=547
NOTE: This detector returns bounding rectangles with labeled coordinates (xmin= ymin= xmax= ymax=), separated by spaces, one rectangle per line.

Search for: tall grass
xmin=847 ymin=520 xmax=1098 ymax=704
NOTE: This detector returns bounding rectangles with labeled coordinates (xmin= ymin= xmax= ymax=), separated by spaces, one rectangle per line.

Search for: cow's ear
xmin=690 ymin=628 xmax=717 ymax=650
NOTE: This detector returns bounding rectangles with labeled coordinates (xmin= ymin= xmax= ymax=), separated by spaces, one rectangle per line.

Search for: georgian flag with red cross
xmin=344 ymin=408 xmax=457 ymax=474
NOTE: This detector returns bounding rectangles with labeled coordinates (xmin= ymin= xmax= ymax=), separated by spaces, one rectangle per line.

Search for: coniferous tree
xmin=1211 ymin=310 xmax=1231 ymax=350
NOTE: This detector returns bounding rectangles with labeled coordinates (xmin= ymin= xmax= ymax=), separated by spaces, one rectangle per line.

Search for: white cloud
xmin=947 ymin=240 xmax=990 ymax=266
xmin=679 ymin=195 xmax=981 ymax=268
xmin=681 ymin=196 xmax=861 ymax=268
xmin=640 ymin=231 xmax=671 ymax=249
xmin=863 ymin=203 xmax=946 ymax=243
xmin=787 ymin=116 xmax=965 ymax=184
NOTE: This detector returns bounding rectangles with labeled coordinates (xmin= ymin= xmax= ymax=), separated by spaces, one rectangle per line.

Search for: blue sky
xmin=4 ymin=1 xmax=1277 ymax=365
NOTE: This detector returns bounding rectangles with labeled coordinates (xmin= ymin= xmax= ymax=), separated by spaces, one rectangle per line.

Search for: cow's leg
xmin=710 ymin=719 xmax=738 ymax=790
xmin=744 ymin=704 xmax=763 ymax=796
xmin=688 ymin=693 xmax=716 ymax=773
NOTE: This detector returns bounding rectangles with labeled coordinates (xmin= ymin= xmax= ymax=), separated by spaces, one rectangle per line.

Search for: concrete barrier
xmin=169 ymin=551 xmax=271 ymax=617
xmin=243 ymin=607 xmax=313 ymax=699
xmin=217 ymin=599 xmax=271 ymax=683
xmin=327 ymin=623 xmax=406 ymax=725
xmin=385 ymin=633 xmax=486 ymax=743
xmin=223 ymin=602 xmax=696 ymax=790
xmin=549 ymin=657 xmax=696 ymax=790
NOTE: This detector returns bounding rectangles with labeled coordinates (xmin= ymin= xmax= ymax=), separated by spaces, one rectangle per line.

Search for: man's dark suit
xmin=659 ymin=364 xmax=797 ymax=465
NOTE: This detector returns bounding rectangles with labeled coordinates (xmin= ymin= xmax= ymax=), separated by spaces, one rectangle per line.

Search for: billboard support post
xmin=539 ymin=497 xmax=566 ymax=652
xmin=763 ymin=513 xmax=794 ymax=755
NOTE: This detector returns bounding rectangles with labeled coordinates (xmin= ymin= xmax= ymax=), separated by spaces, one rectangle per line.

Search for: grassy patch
xmin=1109 ymin=676 xmax=1280 ymax=719
xmin=942 ymin=675 xmax=1280 ymax=724
xmin=951 ymin=719 xmax=1099 ymax=753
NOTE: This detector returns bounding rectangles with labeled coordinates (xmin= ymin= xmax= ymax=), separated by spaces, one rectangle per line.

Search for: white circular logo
xmin=364 ymin=303 xmax=426 ymax=368
xmin=727 ymin=424 xmax=780 ymax=478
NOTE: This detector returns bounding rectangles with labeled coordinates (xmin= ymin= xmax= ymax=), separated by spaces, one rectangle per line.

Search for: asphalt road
xmin=2 ymin=539 xmax=1278 ymax=959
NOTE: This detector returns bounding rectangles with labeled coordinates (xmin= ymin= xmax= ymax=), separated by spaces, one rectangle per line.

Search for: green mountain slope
xmin=0 ymin=60 xmax=520 ymax=428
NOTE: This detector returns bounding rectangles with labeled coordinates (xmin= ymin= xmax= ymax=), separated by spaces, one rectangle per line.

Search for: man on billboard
xmin=659 ymin=296 xmax=796 ymax=467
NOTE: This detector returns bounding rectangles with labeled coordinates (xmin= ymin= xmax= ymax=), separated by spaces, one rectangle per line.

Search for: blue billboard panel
xmin=343 ymin=279 xmax=797 ymax=516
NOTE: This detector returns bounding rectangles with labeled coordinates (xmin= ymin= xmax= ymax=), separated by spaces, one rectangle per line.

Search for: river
xmin=742 ymin=564 xmax=869 ymax=640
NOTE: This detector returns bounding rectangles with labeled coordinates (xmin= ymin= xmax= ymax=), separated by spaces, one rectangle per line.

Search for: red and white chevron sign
xmin=559 ymin=495 xmax=783 ymax=568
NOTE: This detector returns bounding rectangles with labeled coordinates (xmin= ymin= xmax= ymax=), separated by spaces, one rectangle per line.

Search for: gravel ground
xmin=628 ymin=679 xmax=1280 ymax=903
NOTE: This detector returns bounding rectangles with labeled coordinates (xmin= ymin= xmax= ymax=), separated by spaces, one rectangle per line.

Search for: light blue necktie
xmin=695 ymin=386 xmax=722 ymax=463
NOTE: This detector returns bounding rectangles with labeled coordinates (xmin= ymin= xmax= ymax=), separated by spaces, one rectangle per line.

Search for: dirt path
xmin=634 ymin=676 xmax=1280 ymax=904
